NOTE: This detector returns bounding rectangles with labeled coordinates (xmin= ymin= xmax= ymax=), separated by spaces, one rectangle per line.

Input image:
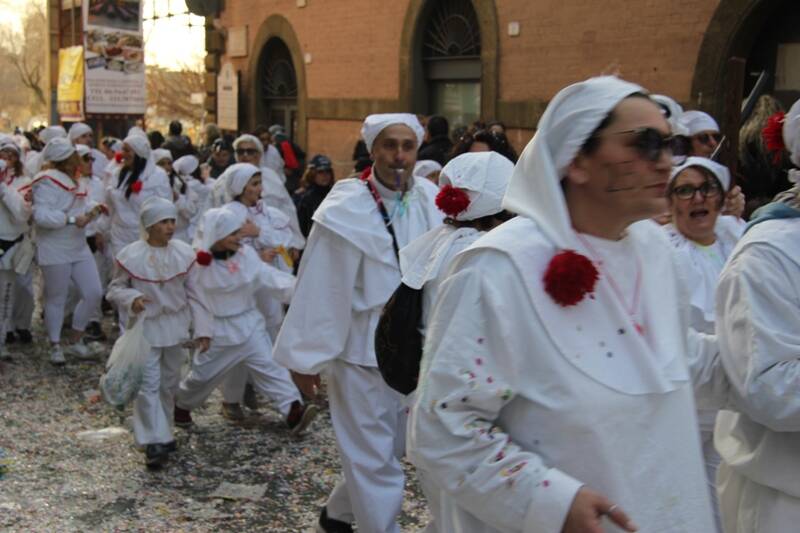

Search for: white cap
xmin=670 ymin=156 xmax=731 ymax=191
xmin=68 ymin=122 xmax=93 ymax=143
xmin=437 ymin=152 xmax=514 ymax=220
xmin=679 ymin=111 xmax=720 ymax=136
xmin=152 ymin=148 xmax=173 ymax=163
xmin=360 ymin=113 xmax=425 ymax=152
xmin=42 ymin=137 xmax=76 ymax=163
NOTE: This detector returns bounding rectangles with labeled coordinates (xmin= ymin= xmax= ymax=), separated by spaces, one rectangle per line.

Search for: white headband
xmin=361 ymin=113 xmax=425 ymax=152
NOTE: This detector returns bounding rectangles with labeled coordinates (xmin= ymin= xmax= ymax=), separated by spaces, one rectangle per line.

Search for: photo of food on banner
xmin=86 ymin=30 xmax=144 ymax=74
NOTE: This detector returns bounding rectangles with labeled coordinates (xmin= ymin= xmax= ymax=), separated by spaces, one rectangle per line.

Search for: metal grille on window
xmin=422 ymin=0 xmax=481 ymax=60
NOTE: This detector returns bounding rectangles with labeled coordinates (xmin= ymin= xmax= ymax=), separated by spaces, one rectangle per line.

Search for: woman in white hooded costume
xmin=32 ymin=138 xmax=105 ymax=365
xmin=713 ymin=98 xmax=800 ymax=533
xmin=408 ymin=76 xmax=726 ymax=533
xmin=106 ymin=134 xmax=172 ymax=258
xmin=106 ymin=196 xmax=213 ymax=469
xmin=154 ymin=150 xmax=201 ymax=244
xmin=174 ymin=206 xmax=318 ymax=436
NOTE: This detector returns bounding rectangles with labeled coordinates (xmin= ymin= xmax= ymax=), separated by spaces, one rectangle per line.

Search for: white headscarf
xmin=651 ymin=94 xmax=688 ymax=137
xmin=670 ymin=156 xmax=731 ymax=191
xmin=173 ymin=155 xmax=199 ymax=176
xmin=196 ymin=205 xmax=246 ymax=253
xmin=75 ymin=144 xmax=92 ymax=158
xmin=783 ymin=98 xmax=800 ymax=168
xmin=438 ymin=152 xmax=514 ymax=221
xmin=124 ymin=134 xmax=151 ymax=161
xmin=42 ymin=137 xmax=76 ymax=163
xmin=503 ymin=76 xmax=645 ymax=249
xmin=233 ymin=134 xmax=264 ymax=158
xmin=679 ymin=110 xmax=720 ymax=135
xmin=140 ymin=196 xmax=177 ymax=229
xmin=0 ymin=139 xmax=21 ymax=157
xmin=414 ymin=160 xmax=442 ymax=178
xmin=152 ymin=148 xmax=172 ymax=163
xmin=222 ymin=162 xmax=261 ymax=200
xmin=127 ymin=126 xmax=147 ymax=139
xmin=39 ymin=126 xmax=67 ymax=144
xmin=68 ymin=122 xmax=92 ymax=143
xmin=361 ymin=113 xmax=425 ymax=152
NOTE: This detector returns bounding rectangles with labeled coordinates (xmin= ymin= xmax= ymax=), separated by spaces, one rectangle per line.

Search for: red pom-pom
xmin=543 ymin=250 xmax=599 ymax=307
xmin=762 ymin=111 xmax=786 ymax=164
xmin=114 ymin=152 xmax=123 ymax=163
xmin=131 ymin=181 xmax=143 ymax=194
xmin=196 ymin=250 xmax=212 ymax=266
xmin=435 ymin=184 xmax=471 ymax=218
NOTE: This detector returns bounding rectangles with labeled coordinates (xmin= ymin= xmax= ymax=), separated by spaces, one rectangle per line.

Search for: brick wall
xmin=306 ymin=118 xmax=364 ymax=180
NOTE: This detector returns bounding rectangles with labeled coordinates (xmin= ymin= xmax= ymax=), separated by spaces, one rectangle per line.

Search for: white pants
xmin=12 ymin=270 xmax=34 ymax=330
xmin=717 ymin=461 xmax=800 ymax=533
xmin=40 ymin=258 xmax=103 ymax=342
xmin=701 ymin=429 xmax=723 ymax=532
xmin=133 ymin=344 xmax=186 ymax=446
xmin=325 ymin=360 xmax=407 ymax=533
xmin=176 ymin=329 xmax=300 ymax=417
xmin=0 ymin=269 xmax=14 ymax=346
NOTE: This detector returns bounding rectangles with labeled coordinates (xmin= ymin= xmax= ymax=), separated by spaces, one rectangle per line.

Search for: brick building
xmin=191 ymin=0 xmax=799 ymax=177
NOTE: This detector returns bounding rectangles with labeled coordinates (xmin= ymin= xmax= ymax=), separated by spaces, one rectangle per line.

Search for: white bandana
xmin=439 ymin=151 xmax=514 ymax=221
xmin=173 ymin=155 xmax=199 ymax=176
xmin=679 ymin=110 xmax=720 ymax=136
xmin=75 ymin=144 xmax=91 ymax=158
xmin=670 ymin=156 xmax=731 ymax=191
xmin=42 ymin=137 xmax=76 ymax=163
xmin=40 ymin=126 xmax=67 ymax=144
xmin=140 ymin=196 xmax=178 ymax=229
xmin=651 ymin=94 xmax=688 ymax=136
xmin=195 ymin=206 xmax=246 ymax=253
xmin=124 ymin=134 xmax=151 ymax=160
xmin=152 ymin=148 xmax=172 ymax=163
xmin=68 ymin=122 xmax=92 ymax=143
xmin=414 ymin=160 xmax=442 ymax=179
xmin=223 ymin=162 xmax=261 ymax=200
xmin=361 ymin=113 xmax=425 ymax=152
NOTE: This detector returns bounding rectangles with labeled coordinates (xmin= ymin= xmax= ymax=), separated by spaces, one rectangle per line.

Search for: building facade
xmin=197 ymin=0 xmax=799 ymax=177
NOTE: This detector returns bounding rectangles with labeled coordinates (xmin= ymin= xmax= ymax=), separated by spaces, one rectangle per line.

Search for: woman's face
xmin=0 ymin=148 xmax=19 ymax=166
xmin=59 ymin=152 xmax=82 ymax=178
xmin=235 ymin=141 xmax=261 ymax=165
xmin=157 ymin=159 xmax=173 ymax=174
xmin=313 ymin=169 xmax=333 ymax=187
xmin=121 ymin=143 xmax=135 ymax=167
xmin=239 ymin=174 xmax=263 ymax=206
xmin=669 ymin=167 xmax=723 ymax=245
xmin=79 ymin=153 xmax=93 ymax=176
xmin=146 ymin=218 xmax=176 ymax=245
xmin=212 ymin=229 xmax=243 ymax=252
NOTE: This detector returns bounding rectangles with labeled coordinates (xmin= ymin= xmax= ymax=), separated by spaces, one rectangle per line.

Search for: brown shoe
xmin=286 ymin=401 xmax=319 ymax=436
xmin=221 ymin=402 xmax=246 ymax=421
xmin=174 ymin=406 xmax=193 ymax=427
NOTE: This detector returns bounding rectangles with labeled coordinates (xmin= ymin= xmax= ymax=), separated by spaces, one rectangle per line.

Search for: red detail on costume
xmin=196 ymin=250 xmax=212 ymax=266
xmin=131 ymin=181 xmax=143 ymax=193
xmin=435 ymin=184 xmax=471 ymax=217
xmin=359 ymin=166 xmax=372 ymax=181
xmin=114 ymin=152 xmax=123 ymax=163
xmin=762 ymin=111 xmax=786 ymax=164
xmin=280 ymin=140 xmax=299 ymax=170
xmin=543 ymin=250 xmax=599 ymax=307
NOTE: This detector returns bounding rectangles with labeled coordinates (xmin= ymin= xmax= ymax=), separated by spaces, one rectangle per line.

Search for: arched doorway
xmin=258 ymin=38 xmax=298 ymax=141
xmin=400 ymin=0 xmax=498 ymax=130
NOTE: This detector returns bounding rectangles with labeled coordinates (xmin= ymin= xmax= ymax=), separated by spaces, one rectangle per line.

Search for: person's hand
xmin=722 ymin=185 xmax=745 ymax=218
xmin=131 ymin=297 xmax=148 ymax=314
xmin=241 ymin=219 xmax=260 ymax=238
xmin=563 ymin=487 xmax=637 ymax=533
xmin=291 ymin=372 xmax=321 ymax=399
xmin=194 ymin=337 xmax=211 ymax=353
xmin=259 ymin=248 xmax=278 ymax=263
xmin=290 ymin=248 xmax=300 ymax=262
xmin=200 ymin=163 xmax=211 ymax=181
xmin=74 ymin=214 xmax=91 ymax=228
xmin=94 ymin=233 xmax=105 ymax=253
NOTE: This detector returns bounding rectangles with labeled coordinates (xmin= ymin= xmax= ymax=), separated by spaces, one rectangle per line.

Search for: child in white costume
xmin=174 ymin=206 xmax=318 ymax=435
xmin=32 ymin=138 xmax=105 ymax=365
xmin=106 ymin=196 xmax=213 ymax=469
xmin=154 ymin=150 xmax=200 ymax=244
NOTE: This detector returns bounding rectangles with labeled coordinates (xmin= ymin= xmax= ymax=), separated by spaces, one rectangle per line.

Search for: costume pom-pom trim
xmin=435 ymin=184 xmax=471 ymax=218
xmin=130 ymin=181 xmax=143 ymax=193
xmin=543 ymin=250 xmax=599 ymax=307
xmin=196 ymin=250 xmax=212 ymax=266
xmin=762 ymin=111 xmax=786 ymax=164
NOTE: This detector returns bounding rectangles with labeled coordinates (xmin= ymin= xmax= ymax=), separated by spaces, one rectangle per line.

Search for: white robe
xmin=409 ymin=217 xmax=723 ymax=533
xmin=714 ymin=217 xmax=800 ymax=533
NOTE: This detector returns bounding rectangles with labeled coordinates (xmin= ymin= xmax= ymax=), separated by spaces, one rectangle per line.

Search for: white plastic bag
xmin=100 ymin=316 xmax=151 ymax=409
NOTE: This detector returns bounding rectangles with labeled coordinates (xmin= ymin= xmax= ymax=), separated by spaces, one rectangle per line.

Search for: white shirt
xmin=715 ymin=217 xmax=800 ymax=499
xmin=0 ymin=173 xmax=31 ymax=270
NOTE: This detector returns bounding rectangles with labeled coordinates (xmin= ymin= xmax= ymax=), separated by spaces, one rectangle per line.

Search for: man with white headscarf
xmin=408 ymin=77 xmax=725 ymax=533
xmin=107 ymin=196 xmax=213 ymax=469
xmin=680 ymin=110 xmax=722 ymax=159
xmin=105 ymin=134 xmax=172 ymax=258
xmin=173 ymin=206 xmax=317 ymax=436
xmin=713 ymin=98 xmax=800 ymax=533
xmin=273 ymin=113 xmax=442 ymax=533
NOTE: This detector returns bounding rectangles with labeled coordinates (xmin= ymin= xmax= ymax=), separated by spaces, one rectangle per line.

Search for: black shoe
xmin=317 ymin=507 xmax=353 ymax=533
xmin=15 ymin=329 xmax=32 ymax=344
xmin=145 ymin=444 xmax=169 ymax=469
xmin=243 ymin=382 xmax=259 ymax=410
xmin=164 ymin=440 xmax=177 ymax=453
xmin=84 ymin=322 xmax=106 ymax=341
xmin=174 ymin=406 xmax=193 ymax=427
xmin=5 ymin=331 xmax=16 ymax=344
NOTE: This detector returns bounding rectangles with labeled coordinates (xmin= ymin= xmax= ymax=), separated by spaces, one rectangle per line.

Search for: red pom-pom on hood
xmin=114 ymin=152 xmax=123 ymax=163
xmin=130 ymin=181 xmax=143 ymax=193
xmin=762 ymin=111 xmax=786 ymax=164
xmin=435 ymin=184 xmax=471 ymax=218
xmin=543 ymin=250 xmax=599 ymax=307
xmin=196 ymin=250 xmax=212 ymax=266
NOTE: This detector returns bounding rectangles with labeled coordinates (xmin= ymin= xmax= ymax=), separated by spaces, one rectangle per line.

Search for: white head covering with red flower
xmin=193 ymin=205 xmax=247 ymax=266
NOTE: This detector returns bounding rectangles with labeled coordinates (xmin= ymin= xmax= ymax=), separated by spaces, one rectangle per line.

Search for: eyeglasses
xmin=671 ymin=181 xmax=722 ymax=200
xmin=607 ymin=127 xmax=675 ymax=162
xmin=235 ymin=148 xmax=259 ymax=156
xmin=82 ymin=155 xmax=95 ymax=162
xmin=693 ymin=132 xmax=722 ymax=146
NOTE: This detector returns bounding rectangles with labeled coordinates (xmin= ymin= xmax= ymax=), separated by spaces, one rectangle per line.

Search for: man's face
xmin=567 ymin=97 xmax=672 ymax=225
xmin=690 ymin=130 xmax=721 ymax=158
xmin=371 ymin=124 xmax=418 ymax=183
xmin=235 ymin=141 xmax=261 ymax=165
xmin=75 ymin=132 xmax=94 ymax=147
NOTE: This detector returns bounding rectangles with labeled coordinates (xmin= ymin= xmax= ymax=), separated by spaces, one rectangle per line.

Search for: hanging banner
xmin=57 ymin=46 xmax=85 ymax=122
xmin=217 ymin=62 xmax=239 ymax=131
xmin=83 ymin=0 xmax=145 ymax=115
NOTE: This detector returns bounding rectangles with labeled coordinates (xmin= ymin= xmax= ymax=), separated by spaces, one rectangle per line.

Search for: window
xmin=259 ymin=37 xmax=298 ymax=140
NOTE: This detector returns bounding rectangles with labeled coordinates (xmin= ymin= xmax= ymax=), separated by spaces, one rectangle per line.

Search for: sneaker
xmin=243 ymin=382 xmax=259 ymax=410
xmin=50 ymin=345 xmax=66 ymax=366
xmin=65 ymin=338 xmax=102 ymax=360
xmin=15 ymin=330 xmax=32 ymax=344
xmin=145 ymin=443 xmax=169 ymax=469
xmin=84 ymin=322 xmax=106 ymax=341
xmin=286 ymin=401 xmax=319 ymax=436
xmin=221 ymin=402 xmax=246 ymax=422
xmin=317 ymin=507 xmax=354 ymax=533
xmin=5 ymin=331 xmax=16 ymax=344
xmin=174 ymin=406 xmax=193 ymax=427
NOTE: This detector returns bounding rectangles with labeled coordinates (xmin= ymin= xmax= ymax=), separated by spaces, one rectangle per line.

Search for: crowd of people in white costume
xmin=1 ymin=74 xmax=799 ymax=533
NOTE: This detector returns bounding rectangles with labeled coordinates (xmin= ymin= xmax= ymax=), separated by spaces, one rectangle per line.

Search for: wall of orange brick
xmin=307 ymin=118 xmax=364 ymax=179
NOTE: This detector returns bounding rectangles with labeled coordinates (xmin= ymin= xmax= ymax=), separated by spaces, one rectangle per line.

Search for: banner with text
xmin=57 ymin=46 xmax=85 ymax=122
xmin=83 ymin=0 xmax=145 ymax=114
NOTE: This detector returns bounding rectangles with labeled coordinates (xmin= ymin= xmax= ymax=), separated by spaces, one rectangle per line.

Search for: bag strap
xmin=360 ymin=167 xmax=400 ymax=260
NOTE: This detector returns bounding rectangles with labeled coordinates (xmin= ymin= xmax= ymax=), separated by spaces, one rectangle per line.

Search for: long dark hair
xmin=169 ymin=170 xmax=188 ymax=195
xmin=118 ymin=154 xmax=147 ymax=199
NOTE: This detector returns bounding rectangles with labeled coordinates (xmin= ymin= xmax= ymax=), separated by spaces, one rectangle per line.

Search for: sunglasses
xmin=82 ymin=155 xmax=95 ymax=162
xmin=608 ymin=127 xmax=675 ymax=162
xmin=235 ymin=148 xmax=259 ymax=156
xmin=671 ymin=181 xmax=722 ymax=200
xmin=693 ymin=132 xmax=722 ymax=146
